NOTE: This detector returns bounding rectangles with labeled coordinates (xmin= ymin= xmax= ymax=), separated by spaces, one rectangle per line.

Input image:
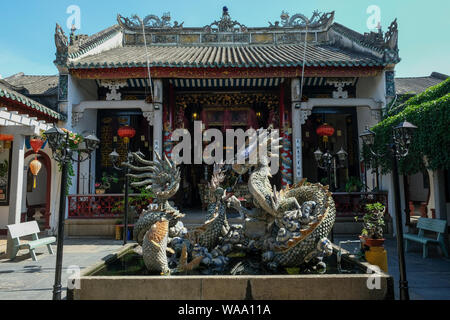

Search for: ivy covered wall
xmin=365 ymin=78 xmax=450 ymax=175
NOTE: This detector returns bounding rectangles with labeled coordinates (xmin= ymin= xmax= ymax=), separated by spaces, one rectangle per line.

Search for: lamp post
xmin=359 ymin=120 xmax=417 ymax=301
xmin=44 ymin=126 xmax=99 ymax=300
xmin=314 ymin=146 xmax=348 ymax=243
xmin=109 ymin=126 xmax=137 ymax=245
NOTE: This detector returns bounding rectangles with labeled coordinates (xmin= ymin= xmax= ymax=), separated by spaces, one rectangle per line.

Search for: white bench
xmin=6 ymin=221 xmax=56 ymax=261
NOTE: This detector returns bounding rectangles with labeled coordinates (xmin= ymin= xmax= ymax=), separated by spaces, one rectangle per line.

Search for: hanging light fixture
xmin=360 ymin=126 xmax=376 ymax=146
xmin=316 ymin=123 xmax=335 ymax=143
xmin=30 ymin=137 xmax=45 ymax=153
xmin=117 ymin=126 xmax=136 ymax=144
xmin=29 ymin=158 xmax=42 ymax=189
xmin=28 ymin=136 xmax=46 ymax=189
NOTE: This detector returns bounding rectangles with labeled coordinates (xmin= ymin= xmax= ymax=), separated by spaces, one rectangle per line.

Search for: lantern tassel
xmin=33 ymin=176 xmax=37 ymax=189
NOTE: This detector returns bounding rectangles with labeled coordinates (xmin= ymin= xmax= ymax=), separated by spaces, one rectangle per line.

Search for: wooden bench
xmin=404 ymin=218 xmax=449 ymax=259
xmin=6 ymin=221 xmax=56 ymax=261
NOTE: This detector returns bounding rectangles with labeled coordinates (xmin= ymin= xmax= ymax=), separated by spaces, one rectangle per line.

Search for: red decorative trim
xmin=24 ymin=150 xmax=52 ymax=229
xmin=70 ymin=66 xmax=383 ymax=80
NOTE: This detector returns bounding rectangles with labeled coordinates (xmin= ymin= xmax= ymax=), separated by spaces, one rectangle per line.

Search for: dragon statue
xmin=128 ymin=127 xmax=336 ymax=275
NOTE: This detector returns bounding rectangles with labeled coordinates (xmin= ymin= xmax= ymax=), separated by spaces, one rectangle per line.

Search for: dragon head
xmin=231 ymin=126 xmax=282 ymax=176
xmin=127 ymin=151 xmax=181 ymax=203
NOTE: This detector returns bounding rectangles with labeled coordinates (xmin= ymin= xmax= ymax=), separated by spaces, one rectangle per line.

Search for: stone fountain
xmin=70 ymin=130 xmax=393 ymax=300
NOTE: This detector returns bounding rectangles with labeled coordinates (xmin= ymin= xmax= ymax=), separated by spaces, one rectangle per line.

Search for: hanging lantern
xmin=1 ymin=134 xmax=13 ymax=151
xmin=29 ymin=159 xmax=42 ymax=189
xmin=316 ymin=123 xmax=335 ymax=143
xmin=30 ymin=138 xmax=45 ymax=153
xmin=117 ymin=126 xmax=136 ymax=144
xmin=0 ymin=134 xmax=14 ymax=142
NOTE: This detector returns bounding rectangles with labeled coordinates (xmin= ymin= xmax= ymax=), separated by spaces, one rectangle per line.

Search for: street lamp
xmin=109 ymin=126 xmax=137 ymax=245
xmin=359 ymin=120 xmax=417 ymax=301
xmin=314 ymin=146 xmax=348 ymax=191
xmin=314 ymin=146 xmax=348 ymax=243
xmin=44 ymin=126 xmax=99 ymax=300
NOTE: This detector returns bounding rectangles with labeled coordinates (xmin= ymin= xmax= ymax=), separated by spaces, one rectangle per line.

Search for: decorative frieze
xmin=99 ymin=79 xmax=128 ymax=101
xmin=58 ymin=74 xmax=68 ymax=102
xmin=117 ymin=13 xmax=184 ymax=30
xmin=385 ymin=70 xmax=396 ymax=97
xmin=299 ymin=108 xmax=312 ymax=125
xmin=269 ymin=10 xmax=334 ymax=30
xmin=72 ymin=111 xmax=83 ymax=127
xmin=327 ymin=79 xmax=353 ymax=99
xmin=143 ymin=108 xmax=155 ymax=126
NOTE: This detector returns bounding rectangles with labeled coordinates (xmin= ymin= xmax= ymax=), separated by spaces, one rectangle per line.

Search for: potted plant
xmin=357 ymin=202 xmax=386 ymax=247
xmin=95 ymin=172 xmax=119 ymax=194
xmin=345 ymin=176 xmax=363 ymax=192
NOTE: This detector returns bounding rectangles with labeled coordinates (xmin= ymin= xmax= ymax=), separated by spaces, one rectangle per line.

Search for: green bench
xmin=6 ymin=221 xmax=56 ymax=261
xmin=404 ymin=217 xmax=449 ymax=259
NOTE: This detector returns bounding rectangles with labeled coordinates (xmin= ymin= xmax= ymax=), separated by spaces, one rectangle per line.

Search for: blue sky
xmin=0 ymin=0 xmax=448 ymax=78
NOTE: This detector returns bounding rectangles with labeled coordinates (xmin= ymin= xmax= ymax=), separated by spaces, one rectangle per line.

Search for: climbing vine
xmin=364 ymin=80 xmax=450 ymax=175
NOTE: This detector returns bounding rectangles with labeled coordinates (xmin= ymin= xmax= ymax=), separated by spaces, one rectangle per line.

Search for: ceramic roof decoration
xmin=54 ymin=8 xmax=400 ymax=72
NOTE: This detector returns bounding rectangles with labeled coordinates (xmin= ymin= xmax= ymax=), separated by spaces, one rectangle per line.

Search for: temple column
xmin=153 ymin=79 xmax=163 ymax=158
xmin=280 ymin=85 xmax=293 ymax=187
xmin=163 ymin=83 xmax=175 ymax=160
xmin=6 ymin=134 xmax=25 ymax=258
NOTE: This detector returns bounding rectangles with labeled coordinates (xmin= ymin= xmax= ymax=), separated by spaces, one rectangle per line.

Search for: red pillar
xmin=279 ymin=84 xmax=292 ymax=187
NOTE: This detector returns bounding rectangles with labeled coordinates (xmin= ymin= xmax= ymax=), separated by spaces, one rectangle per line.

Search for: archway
xmin=24 ymin=150 xmax=52 ymax=229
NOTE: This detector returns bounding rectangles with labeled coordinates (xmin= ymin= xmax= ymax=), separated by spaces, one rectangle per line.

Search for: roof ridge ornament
xmin=117 ymin=13 xmax=184 ymax=30
xmin=204 ymin=6 xmax=248 ymax=33
xmin=269 ymin=10 xmax=334 ymax=29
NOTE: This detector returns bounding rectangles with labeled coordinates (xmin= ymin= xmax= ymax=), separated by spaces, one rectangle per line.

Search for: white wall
xmin=74 ymin=108 xmax=98 ymax=195
xmin=409 ymin=172 xmax=429 ymax=202
xmin=66 ymin=76 xmax=98 ymax=196
xmin=0 ymin=207 xmax=8 ymax=229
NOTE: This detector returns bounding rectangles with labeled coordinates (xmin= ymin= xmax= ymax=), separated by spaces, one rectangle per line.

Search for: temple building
xmin=53 ymin=8 xmax=400 ymax=236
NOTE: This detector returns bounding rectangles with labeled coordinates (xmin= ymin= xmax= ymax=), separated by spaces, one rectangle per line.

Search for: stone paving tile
xmin=1 ymin=233 xmax=449 ymax=300
xmin=336 ymin=235 xmax=450 ymax=300
xmin=0 ymin=238 xmax=123 ymax=300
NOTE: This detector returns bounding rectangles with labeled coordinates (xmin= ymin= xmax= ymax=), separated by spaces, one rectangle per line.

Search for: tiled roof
xmin=68 ymin=25 xmax=121 ymax=59
xmin=68 ymin=43 xmax=386 ymax=69
xmin=395 ymin=72 xmax=449 ymax=95
xmin=4 ymin=73 xmax=58 ymax=96
xmin=331 ymin=23 xmax=385 ymax=54
xmin=0 ymin=81 xmax=65 ymax=121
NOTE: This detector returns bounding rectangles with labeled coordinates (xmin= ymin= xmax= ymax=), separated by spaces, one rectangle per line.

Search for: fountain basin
xmin=68 ymin=244 xmax=394 ymax=300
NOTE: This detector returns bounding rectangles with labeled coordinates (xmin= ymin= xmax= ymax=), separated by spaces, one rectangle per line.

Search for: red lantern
xmin=30 ymin=138 xmax=45 ymax=154
xmin=117 ymin=126 xmax=136 ymax=144
xmin=316 ymin=123 xmax=335 ymax=143
xmin=29 ymin=159 xmax=42 ymax=189
xmin=0 ymin=134 xmax=14 ymax=141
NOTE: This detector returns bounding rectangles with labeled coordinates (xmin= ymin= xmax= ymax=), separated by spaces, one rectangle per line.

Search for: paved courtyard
xmin=1 ymin=233 xmax=449 ymax=300
xmin=0 ymin=236 xmax=123 ymax=300
xmin=335 ymin=235 xmax=450 ymax=300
